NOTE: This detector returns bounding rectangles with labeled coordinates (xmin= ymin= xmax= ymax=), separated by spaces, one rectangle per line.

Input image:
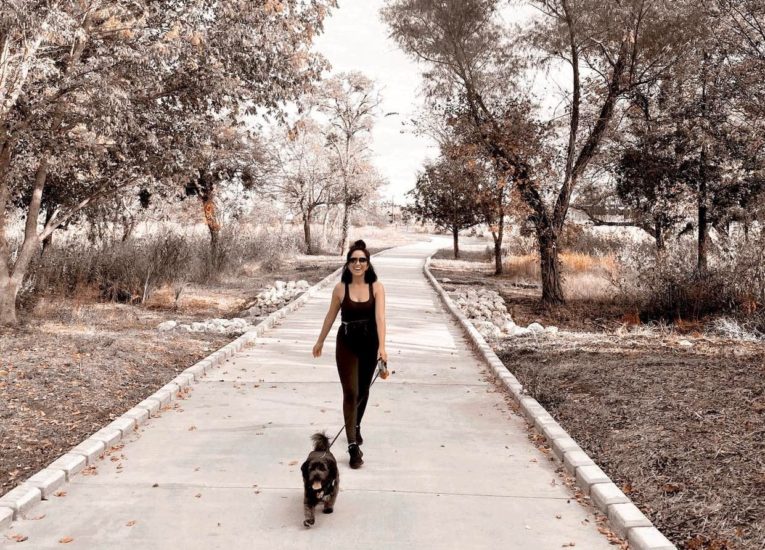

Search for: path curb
xmin=423 ymin=255 xmax=677 ymax=550
xmin=0 ymin=262 xmax=344 ymax=526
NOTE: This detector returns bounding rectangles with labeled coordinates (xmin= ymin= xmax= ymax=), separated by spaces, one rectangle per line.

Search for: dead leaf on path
xmin=8 ymin=533 xmax=28 ymax=542
xmin=53 ymin=490 xmax=67 ymax=497
xmin=555 ymin=514 xmax=562 ymax=519
xmin=81 ymin=466 xmax=98 ymax=476
xmin=562 ymin=543 xmax=576 ymax=548
xmin=288 ymin=460 xmax=298 ymax=465
xmin=126 ymin=520 xmax=137 ymax=527
xmin=195 ymin=493 xmax=202 ymax=498
xmin=188 ymin=425 xmax=197 ymax=431
xmin=29 ymin=514 xmax=46 ymax=520
xmin=59 ymin=536 xmax=74 ymax=544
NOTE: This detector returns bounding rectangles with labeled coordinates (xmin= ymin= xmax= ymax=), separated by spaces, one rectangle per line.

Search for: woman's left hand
xmin=377 ymin=347 xmax=388 ymax=363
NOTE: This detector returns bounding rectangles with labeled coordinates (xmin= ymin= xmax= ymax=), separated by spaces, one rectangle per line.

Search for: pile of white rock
xmin=158 ymin=318 xmax=251 ymax=335
xmin=446 ymin=286 xmax=558 ymax=340
xmin=242 ymin=279 xmax=310 ymax=319
xmin=156 ymin=279 xmax=312 ymax=334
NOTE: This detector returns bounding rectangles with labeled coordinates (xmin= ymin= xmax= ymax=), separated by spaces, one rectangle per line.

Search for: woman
xmin=312 ymin=240 xmax=387 ymax=469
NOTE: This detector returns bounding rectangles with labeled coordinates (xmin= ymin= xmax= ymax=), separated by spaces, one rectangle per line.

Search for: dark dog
xmin=301 ymin=432 xmax=339 ymax=527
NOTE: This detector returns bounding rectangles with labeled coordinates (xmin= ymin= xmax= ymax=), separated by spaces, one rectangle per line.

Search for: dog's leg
xmin=303 ymin=497 xmax=315 ymax=527
xmin=323 ymin=482 xmax=339 ymax=514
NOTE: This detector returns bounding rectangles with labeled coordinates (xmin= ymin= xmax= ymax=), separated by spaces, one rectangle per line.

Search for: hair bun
xmin=352 ymin=239 xmax=367 ymax=249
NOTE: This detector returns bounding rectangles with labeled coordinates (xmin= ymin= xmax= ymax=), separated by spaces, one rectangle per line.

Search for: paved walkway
xmin=1 ymin=239 xmax=613 ymax=549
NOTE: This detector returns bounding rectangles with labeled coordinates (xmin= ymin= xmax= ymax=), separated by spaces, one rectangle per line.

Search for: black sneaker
xmin=348 ymin=443 xmax=364 ymax=469
xmin=356 ymin=425 xmax=363 ymax=445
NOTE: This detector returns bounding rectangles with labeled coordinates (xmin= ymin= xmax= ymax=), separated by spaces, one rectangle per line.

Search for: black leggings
xmin=335 ymin=331 xmax=378 ymax=444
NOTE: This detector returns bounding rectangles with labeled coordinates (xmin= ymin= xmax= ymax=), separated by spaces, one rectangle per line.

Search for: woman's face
xmin=348 ymin=250 xmax=369 ymax=277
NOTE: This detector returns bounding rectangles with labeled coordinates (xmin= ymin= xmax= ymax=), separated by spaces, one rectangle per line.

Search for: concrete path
xmin=1 ymin=239 xmax=613 ymax=549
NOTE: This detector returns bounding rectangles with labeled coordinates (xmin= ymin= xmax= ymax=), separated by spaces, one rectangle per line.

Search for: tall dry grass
xmin=501 ymin=252 xmax=619 ymax=301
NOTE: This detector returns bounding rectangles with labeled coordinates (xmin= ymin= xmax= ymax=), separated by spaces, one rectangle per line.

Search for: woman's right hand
xmin=312 ymin=342 xmax=323 ymax=358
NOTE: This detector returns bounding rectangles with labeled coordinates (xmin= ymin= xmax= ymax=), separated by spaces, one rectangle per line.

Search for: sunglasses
xmin=348 ymin=257 xmax=368 ymax=264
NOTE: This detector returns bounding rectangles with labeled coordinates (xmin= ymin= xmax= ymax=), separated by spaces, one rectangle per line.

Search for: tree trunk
xmin=0 ymin=278 xmax=19 ymax=326
xmin=538 ymin=228 xmax=564 ymax=305
xmin=698 ymin=152 xmax=708 ymax=273
xmin=202 ymin=194 xmax=221 ymax=266
xmin=338 ymin=200 xmax=349 ymax=254
xmin=452 ymin=225 xmax=460 ymax=259
xmin=655 ymin=219 xmax=665 ymax=252
xmin=303 ymin=211 xmax=313 ymax=255
xmin=41 ymin=208 xmax=54 ymax=255
xmin=491 ymin=215 xmax=504 ymax=275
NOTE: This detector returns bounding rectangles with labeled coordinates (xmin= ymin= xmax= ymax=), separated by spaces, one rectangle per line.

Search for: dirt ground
xmin=0 ymin=256 xmax=343 ymax=496
xmin=431 ymin=251 xmax=765 ymax=550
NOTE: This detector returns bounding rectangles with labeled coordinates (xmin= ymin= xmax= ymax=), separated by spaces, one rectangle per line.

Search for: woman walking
xmin=312 ymin=240 xmax=387 ymax=469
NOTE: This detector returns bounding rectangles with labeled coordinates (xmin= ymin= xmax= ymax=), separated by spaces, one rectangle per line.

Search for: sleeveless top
xmin=340 ymin=282 xmax=376 ymax=323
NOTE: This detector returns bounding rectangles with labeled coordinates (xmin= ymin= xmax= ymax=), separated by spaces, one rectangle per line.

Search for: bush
xmin=249 ymin=227 xmax=301 ymax=273
xmin=615 ymin=232 xmax=765 ymax=323
xmin=20 ymin=224 xmax=305 ymax=309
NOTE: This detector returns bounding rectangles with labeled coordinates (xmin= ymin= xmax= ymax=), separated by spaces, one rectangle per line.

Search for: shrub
xmin=615 ymin=232 xmax=765 ymax=323
xmin=19 ymin=223 xmax=305 ymax=310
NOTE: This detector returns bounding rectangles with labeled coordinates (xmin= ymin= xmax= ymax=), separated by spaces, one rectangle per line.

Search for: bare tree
xmin=268 ymin=120 xmax=339 ymax=254
xmin=313 ymin=72 xmax=382 ymax=253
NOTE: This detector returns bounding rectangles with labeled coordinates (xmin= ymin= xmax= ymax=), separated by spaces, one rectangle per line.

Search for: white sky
xmin=311 ymin=1 xmax=566 ymax=203
xmin=313 ymin=0 xmax=437 ymax=203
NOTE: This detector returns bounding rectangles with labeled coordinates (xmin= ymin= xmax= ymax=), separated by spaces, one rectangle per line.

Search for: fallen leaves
xmin=53 ymin=490 xmax=67 ymax=497
xmin=7 ymin=533 xmax=28 ymax=542
xmin=126 ymin=520 xmax=137 ymax=527
xmin=58 ymin=536 xmax=74 ymax=544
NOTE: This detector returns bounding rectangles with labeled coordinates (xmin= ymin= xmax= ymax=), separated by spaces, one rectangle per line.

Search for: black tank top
xmin=340 ymin=282 xmax=375 ymax=323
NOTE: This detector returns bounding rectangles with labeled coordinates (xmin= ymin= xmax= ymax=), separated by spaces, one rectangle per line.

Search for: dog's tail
xmin=311 ymin=432 xmax=330 ymax=452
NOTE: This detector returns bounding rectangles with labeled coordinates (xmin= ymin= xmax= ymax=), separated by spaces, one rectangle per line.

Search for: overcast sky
xmin=313 ymin=0 xmax=437 ymax=203
xmin=312 ymin=1 xmax=560 ymax=203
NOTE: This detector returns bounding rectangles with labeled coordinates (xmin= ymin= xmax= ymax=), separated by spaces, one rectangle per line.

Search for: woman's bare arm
xmin=312 ymin=283 xmax=343 ymax=357
xmin=374 ymin=282 xmax=387 ymax=362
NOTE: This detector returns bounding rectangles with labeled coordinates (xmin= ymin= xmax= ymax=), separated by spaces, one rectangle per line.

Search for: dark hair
xmin=341 ymin=240 xmax=378 ymax=284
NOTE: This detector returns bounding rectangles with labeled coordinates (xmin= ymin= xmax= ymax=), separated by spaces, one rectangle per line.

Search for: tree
xmin=407 ymin=155 xmax=481 ymax=259
xmin=313 ymin=72 xmax=381 ymax=253
xmin=0 ymin=0 xmax=336 ymax=325
xmin=383 ymin=0 xmax=698 ymax=304
xmin=182 ymin=124 xmax=262 ymax=267
xmin=268 ymin=120 xmax=339 ymax=255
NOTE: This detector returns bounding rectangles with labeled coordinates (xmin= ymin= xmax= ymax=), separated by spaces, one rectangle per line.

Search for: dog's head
xmin=301 ymin=455 xmax=337 ymax=493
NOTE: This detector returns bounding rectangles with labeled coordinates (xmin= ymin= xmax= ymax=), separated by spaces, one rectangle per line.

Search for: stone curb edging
xmin=423 ymin=256 xmax=676 ymax=550
xmin=0 ymin=262 xmax=345 ymax=530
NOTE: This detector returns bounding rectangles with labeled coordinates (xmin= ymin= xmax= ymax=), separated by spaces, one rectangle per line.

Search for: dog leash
xmin=327 ymin=359 xmax=388 ymax=450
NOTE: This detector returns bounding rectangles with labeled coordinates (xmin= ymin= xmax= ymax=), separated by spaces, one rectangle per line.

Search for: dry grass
xmin=500 ymin=252 xmax=619 ymax=301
